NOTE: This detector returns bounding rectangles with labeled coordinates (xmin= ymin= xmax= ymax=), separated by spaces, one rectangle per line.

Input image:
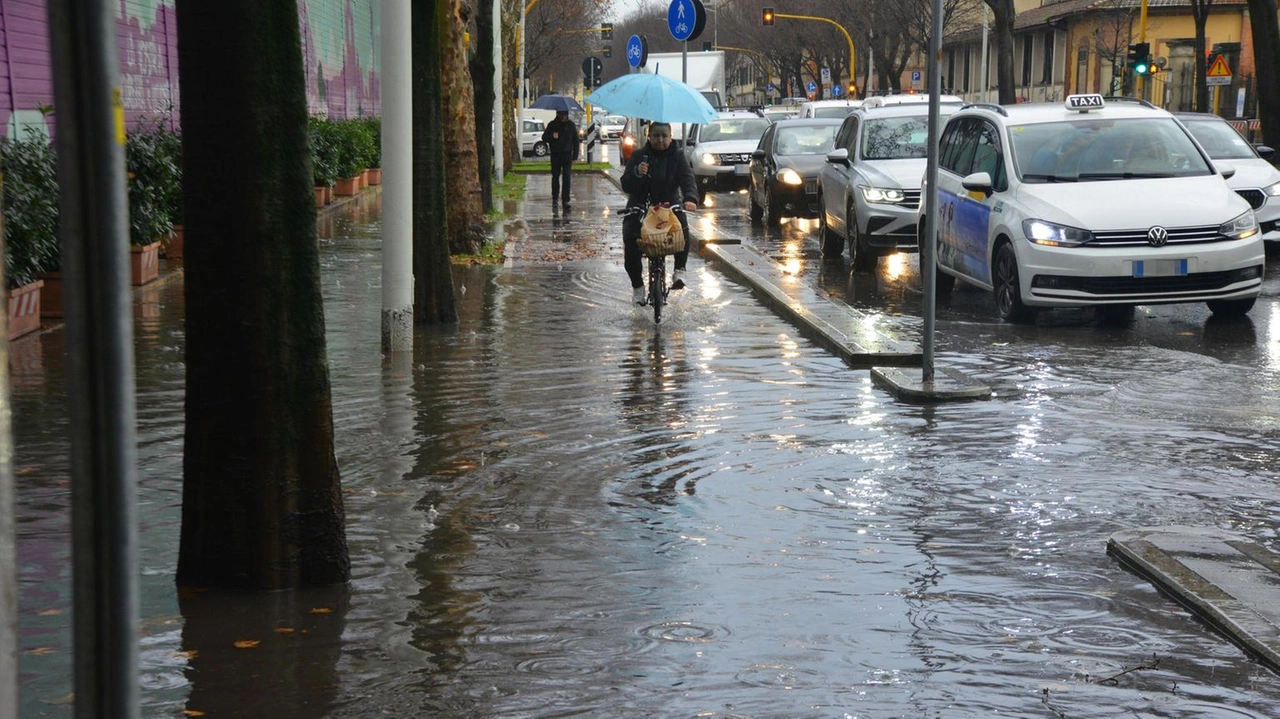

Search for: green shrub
xmin=332 ymin=120 xmax=366 ymax=179
xmin=308 ymin=116 xmax=339 ymax=187
xmin=126 ymin=120 xmax=180 ymax=246
xmin=359 ymin=116 xmax=381 ymax=169
xmin=1 ymin=129 xmax=60 ymax=289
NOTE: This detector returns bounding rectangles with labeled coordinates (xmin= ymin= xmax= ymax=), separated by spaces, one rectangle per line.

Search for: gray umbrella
xmin=530 ymin=94 xmax=585 ymax=113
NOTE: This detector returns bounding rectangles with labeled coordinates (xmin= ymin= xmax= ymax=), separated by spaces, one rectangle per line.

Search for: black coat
xmin=541 ymin=118 xmax=579 ymax=159
xmin=620 ymin=142 xmax=697 ymax=209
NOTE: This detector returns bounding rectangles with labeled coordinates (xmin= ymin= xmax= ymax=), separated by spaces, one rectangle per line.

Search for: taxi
xmin=928 ymin=94 xmax=1264 ymax=323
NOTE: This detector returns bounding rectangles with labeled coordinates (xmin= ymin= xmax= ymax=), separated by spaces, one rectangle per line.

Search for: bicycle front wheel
xmin=648 ymin=257 xmax=665 ymax=324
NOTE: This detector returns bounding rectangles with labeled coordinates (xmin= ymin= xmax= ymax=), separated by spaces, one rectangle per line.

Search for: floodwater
xmin=15 ymin=180 xmax=1280 ymax=718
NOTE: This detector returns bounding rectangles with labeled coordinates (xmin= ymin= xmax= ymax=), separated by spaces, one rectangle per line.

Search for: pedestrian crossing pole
xmin=922 ymin=0 xmax=944 ymax=383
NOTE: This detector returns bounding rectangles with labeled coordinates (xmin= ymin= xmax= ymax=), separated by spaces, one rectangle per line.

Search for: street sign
xmin=582 ymin=56 xmax=603 ymax=78
xmin=1206 ymin=54 xmax=1232 ymax=86
xmin=767 ymin=82 xmax=776 ymax=92
xmin=820 ymin=67 xmax=831 ymax=83
xmin=627 ymin=34 xmax=648 ymax=69
xmin=667 ymin=0 xmax=705 ymax=42
xmin=832 ymin=84 xmax=843 ymax=97
xmin=911 ymin=69 xmax=922 ymax=89
xmin=806 ymin=80 xmax=817 ymax=95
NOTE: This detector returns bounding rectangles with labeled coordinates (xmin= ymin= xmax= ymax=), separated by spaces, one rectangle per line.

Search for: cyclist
xmin=620 ymin=121 xmax=698 ymax=305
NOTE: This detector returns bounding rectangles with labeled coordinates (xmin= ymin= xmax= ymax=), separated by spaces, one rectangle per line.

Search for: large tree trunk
xmin=1248 ymin=0 xmax=1280 ymax=147
xmin=444 ymin=0 xmax=485 ymax=254
xmin=502 ymin=0 xmax=521 ymax=171
xmin=985 ymin=0 xmax=1017 ymax=104
xmin=414 ymin=0 xmax=459 ymax=323
xmin=1193 ymin=10 xmax=1211 ymax=112
xmin=470 ymin=0 xmax=496 ymax=210
xmin=175 ymin=0 xmax=349 ymax=590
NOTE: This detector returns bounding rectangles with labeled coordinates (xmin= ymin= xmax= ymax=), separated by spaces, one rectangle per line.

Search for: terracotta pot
xmin=315 ymin=187 xmax=326 ymax=208
xmin=164 ymin=225 xmax=184 ymax=261
xmin=366 ymin=168 xmax=382 ymax=186
xmin=8 ymin=279 xmax=43 ymax=340
xmin=131 ymin=242 xmax=160 ymax=286
xmin=325 ymin=186 xmax=333 ymax=204
xmin=36 ymin=272 xmax=63 ymax=319
xmin=334 ymin=176 xmax=360 ymax=196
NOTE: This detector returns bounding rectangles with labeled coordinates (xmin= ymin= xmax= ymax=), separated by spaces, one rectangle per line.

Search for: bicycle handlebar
xmin=616 ymin=204 xmax=696 ymax=216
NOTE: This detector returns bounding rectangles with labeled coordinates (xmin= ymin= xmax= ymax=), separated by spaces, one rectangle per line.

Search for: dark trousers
xmin=550 ymin=154 xmax=572 ymax=203
xmin=622 ymin=214 xmax=689 ymax=288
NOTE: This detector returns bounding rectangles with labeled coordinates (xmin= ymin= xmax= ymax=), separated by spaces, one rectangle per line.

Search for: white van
xmin=799 ymin=99 xmax=862 ymax=119
xmin=862 ymin=93 xmax=964 ymax=108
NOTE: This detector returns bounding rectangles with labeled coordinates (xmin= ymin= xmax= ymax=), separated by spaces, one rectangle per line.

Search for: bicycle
xmin=619 ymin=204 xmax=691 ymax=324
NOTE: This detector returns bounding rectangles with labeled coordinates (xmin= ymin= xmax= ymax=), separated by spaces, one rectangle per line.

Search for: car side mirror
xmin=961 ymin=171 xmax=994 ymax=195
xmin=826 ymin=148 xmax=850 ymax=166
xmin=1215 ymin=162 xmax=1237 ymax=180
xmin=686 ymin=139 xmax=696 ymax=147
xmin=1255 ymin=144 xmax=1276 ymax=161
xmin=751 ymin=149 xmax=766 ymax=160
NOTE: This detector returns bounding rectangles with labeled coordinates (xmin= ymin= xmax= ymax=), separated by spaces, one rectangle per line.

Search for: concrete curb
xmin=1108 ymin=526 xmax=1280 ymax=672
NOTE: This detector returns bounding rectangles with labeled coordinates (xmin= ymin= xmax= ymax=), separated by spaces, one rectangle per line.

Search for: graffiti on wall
xmin=0 ymin=0 xmax=381 ymax=138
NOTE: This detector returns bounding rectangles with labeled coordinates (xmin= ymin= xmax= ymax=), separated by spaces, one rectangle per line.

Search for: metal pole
xmin=46 ymin=0 xmax=140 ymax=716
xmin=923 ymin=0 xmax=944 ymax=383
xmin=867 ymin=29 xmax=874 ymax=96
xmin=0 ymin=251 xmax=14 ymax=719
xmin=492 ymin=0 xmax=504 ymax=182
xmin=518 ymin=6 xmax=527 ymax=114
xmin=681 ymin=39 xmax=688 ymax=143
xmin=980 ymin=6 xmax=989 ymax=102
xmin=382 ymin=0 xmax=413 ymax=352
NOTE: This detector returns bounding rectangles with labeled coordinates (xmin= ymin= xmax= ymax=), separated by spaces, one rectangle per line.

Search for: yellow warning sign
xmin=1207 ymin=54 xmax=1232 ymax=78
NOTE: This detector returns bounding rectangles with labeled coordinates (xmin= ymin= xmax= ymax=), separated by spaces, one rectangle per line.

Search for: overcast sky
xmin=611 ymin=0 xmax=662 ymax=21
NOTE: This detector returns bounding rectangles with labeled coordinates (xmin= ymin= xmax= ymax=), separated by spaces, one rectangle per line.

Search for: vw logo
xmin=1147 ymin=226 xmax=1169 ymax=247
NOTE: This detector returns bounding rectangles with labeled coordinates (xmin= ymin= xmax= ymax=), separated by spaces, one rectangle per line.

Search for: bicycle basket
xmin=638 ymin=206 xmax=685 ymax=257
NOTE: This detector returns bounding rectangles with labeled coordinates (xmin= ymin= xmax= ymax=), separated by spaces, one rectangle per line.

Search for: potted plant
xmin=155 ymin=124 xmax=184 ymax=260
xmin=126 ymin=119 xmax=178 ymax=284
xmin=1 ymin=128 xmax=58 ymax=336
xmin=332 ymin=119 xmax=365 ymax=196
xmin=359 ymin=115 xmax=381 ymax=185
xmin=308 ymin=116 xmax=339 ymax=207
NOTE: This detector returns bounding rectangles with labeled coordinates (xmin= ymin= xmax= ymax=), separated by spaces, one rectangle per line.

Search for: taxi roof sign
xmin=1066 ymin=94 xmax=1105 ymax=112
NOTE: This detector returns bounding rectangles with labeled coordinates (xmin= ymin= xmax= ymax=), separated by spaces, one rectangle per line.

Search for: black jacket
xmin=541 ymin=118 xmax=579 ymax=159
xmin=620 ymin=142 xmax=697 ymax=209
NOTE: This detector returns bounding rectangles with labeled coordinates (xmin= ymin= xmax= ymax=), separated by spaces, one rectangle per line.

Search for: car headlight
xmin=701 ymin=153 xmax=718 ymax=166
xmin=777 ymin=168 xmax=804 ymax=185
xmin=1022 ymin=219 xmax=1093 ymax=247
xmin=1219 ymin=210 xmax=1259 ymax=240
xmin=860 ymin=186 xmax=906 ymax=204
xmin=1264 ymin=180 xmax=1280 ymax=197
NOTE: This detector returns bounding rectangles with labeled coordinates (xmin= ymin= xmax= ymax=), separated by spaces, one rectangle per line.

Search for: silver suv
xmin=683 ymin=112 xmax=772 ymax=204
xmin=817 ymin=103 xmax=957 ymax=269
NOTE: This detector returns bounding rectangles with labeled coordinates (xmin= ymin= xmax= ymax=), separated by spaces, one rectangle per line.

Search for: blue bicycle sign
xmin=627 ymin=34 xmax=648 ymax=68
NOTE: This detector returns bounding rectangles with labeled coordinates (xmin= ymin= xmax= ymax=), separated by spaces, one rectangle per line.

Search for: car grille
xmin=1236 ymin=189 xmax=1266 ymax=209
xmin=900 ymin=189 xmax=922 ymax=210
xmin=717 ymin=153 xmax=751 ymax=164
xmin=1032 ymin=267 xmax=1260 ymax=295
xmin=804 ymin=179 xmax=819 ymax=194
xmin=1088 ymin=224 xmax=1223 ymax=246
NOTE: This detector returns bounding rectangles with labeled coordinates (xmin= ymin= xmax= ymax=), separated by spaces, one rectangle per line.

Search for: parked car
xmin=619 ymin=116 xmax=646 ymax=164
xmin=598 ymin=114 xmax=627 ymax=139
xmin=759 ymin=106 xmax=800 ymax=123
xmin=799 ymin=99 xmax=863 ymax=119
xmin=818 ymin=101 xmax=959 ymax=267
xmin=747 ymin=118 xmax=843 ymax=225
xmin=683 ymin=111 xmax=772 ymax=203
xmin=521 ymin=117 xmax=548 ymax=157
xmin=861 ymin=93 xmax=964 ymax=108
xmin=926 ymin=94 xmax=1263 ymax=323
xmin=1176 ymin=112 xmax=1280 ymax=249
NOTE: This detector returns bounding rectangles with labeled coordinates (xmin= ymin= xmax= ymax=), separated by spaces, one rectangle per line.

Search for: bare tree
xmin=444 ymin=0 xmax=485 ymax=254
xmin=983 ymin=0 xmax=1016 ymax=103
xmin=1188 ymin=0 xmax=1214 ymax=111
xmin=1246 ymin=0 xmax=1280 ymax=147
xmin=414 ymin=0 xmax=459 ymax=324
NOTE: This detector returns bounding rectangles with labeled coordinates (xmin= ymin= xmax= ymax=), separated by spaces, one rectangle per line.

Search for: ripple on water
xmin=638 ymin=620 xmax=731 ymax=644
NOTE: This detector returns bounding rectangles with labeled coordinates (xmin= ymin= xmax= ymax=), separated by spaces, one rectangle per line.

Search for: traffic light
xmin=762 ymin=7 xmax=774 ymax=26
xmin=603 ymin=45 xmax=612 ymax=58
xmin=848 ymin=82 xmax=857 ymax=97
xmin=703 ymin=41 xmax=712 ymax=52
xmin=1128 ymin=42 xmax=1150 ymax=74
xmin=601 ymin=23 xmax=613 ymax=41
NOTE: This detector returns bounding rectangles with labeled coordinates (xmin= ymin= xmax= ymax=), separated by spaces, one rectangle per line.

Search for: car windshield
xmin=775 ymin=125 xmax=838 ymax=155
xmin=700 ymin=118 xmax=771 ymax=142
xmin=1182 ymin=118 xmax=1257 ymax=160
xmin=860 ymin=116 xmax=929 ymax=160
xmin=1012 ymin=117 xmax=1214 ymax=181
xmin=814 ymin=107 xmax=853 ymax=119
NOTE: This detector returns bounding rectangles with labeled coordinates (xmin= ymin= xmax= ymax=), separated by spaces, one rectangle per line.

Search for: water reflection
xmin=617 ymin=330 xmax=698 ymax=504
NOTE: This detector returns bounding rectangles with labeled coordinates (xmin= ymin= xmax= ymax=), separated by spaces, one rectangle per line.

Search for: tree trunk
xmin=470 ymin=0 xmax=495 ymax=210
xmin=1247 ymin=0 xmax=1280 ymax=147
xmin=175 ymin=0 xmax=349 ymax=590
xmin=986 ymin=0 xmax=1017 ymax=104
xmin=1194 ymin=12 xmax=1210 ymax=112
xmin=413 ymin=0 xmax=460 ymax=323
xmin=443 ymin=0 xmax=485 ymax=254
xmin=502 ymin=0 xmax=521 ymax=171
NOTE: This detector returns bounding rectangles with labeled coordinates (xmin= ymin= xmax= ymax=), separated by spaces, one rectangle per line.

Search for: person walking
xmin=542 ymin=110 xmax=579 ymax=211
xmin=620 ymin=121 xmax=698 ymax=305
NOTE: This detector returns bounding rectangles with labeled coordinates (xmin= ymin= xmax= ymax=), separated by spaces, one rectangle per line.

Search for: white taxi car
xmin=928 ymin=94 xmax=1264 ymax=323
xmin=1176 ymin=112 xmax=1280 ymax=248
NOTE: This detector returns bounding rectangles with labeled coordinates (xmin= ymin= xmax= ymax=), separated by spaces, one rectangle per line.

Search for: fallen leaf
xmin=309 ymin=607 xmax=333 ymax=614
xmin=274 ymin=627 xmax=296 ymax=634
xmin=38 ymin=609 xmax=62 ymax=616
xmin=39 ymin=693 xmax=74 ymax=705
xmin=233 ymin=639 xmax=260 ymax=649
xmin=27 ymin=647 xmax=55 ymax=655
xmin=184 ymin=710 xmax=206 ymax=717
xmin=174 ymin=650 xmax=198 ymax=660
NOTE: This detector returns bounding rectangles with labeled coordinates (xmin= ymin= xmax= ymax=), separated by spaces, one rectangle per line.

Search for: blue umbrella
xmin=584 ymin=73 xmax=718 ymax=125
xmin=530 ymin=94 xmax=585 ymax=113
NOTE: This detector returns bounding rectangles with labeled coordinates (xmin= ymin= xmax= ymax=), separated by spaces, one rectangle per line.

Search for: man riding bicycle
xmin=620 ymin=121 xmax=699 ymax=305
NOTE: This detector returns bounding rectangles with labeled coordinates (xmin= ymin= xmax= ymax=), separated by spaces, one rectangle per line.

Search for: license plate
xmin=734 ymin=164 xmax=749 ymax=176
xmin=1132 ymin=259 xmax=1188 ymax=277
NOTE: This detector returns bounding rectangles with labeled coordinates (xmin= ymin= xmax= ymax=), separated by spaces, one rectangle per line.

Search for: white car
xmin=927 ymin=94 xmax=1263 ymax=323
xmin=799 ymin=99 xmax=862 ymax=119
xmin=1176 ymin=112 xmax=1280 ymax=247
xmin=682 ymin=111 xmax=772 ymax=203
xmin=598 ymin=114 xmax=627 ymax=139
xmin=520 ymin=118 xmax=548 ymax=157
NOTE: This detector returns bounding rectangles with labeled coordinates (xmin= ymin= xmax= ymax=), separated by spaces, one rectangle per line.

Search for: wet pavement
xmin=13 ymin=165 xmax=1280 ymax=718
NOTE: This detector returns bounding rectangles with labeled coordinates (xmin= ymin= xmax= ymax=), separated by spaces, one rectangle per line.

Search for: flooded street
xmin=15 ymin=178 xmax=1280 ymax=717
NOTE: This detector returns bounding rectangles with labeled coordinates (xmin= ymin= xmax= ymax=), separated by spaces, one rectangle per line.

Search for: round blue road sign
xmin=806 ymin=80 xmax=817 ymax=94
xmin=627 ymin=34 xmax=648 ymax=68
xmin=832 ymin=84 xmax=843 ymax=97
xmin=668 ymin=0 xmax=696 ymax=41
